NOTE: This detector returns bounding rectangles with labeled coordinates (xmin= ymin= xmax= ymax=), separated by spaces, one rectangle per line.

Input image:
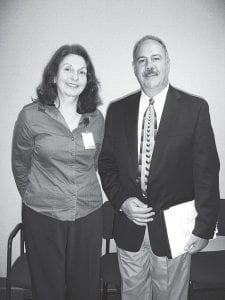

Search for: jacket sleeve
xmin=192 ymin=100 xmax=220 ymax=239
xmin=11 ymin=108 xmax=34 ymax=197
xmin=98 ymin=104 xmax=129 ymax=211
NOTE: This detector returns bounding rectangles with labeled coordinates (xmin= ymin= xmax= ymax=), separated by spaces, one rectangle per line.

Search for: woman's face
xmin=54 ymin=54 xmax=87 ymax=100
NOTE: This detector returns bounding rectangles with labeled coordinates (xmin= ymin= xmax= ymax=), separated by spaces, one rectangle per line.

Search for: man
xmin=98 ymin=35 xmax=220 ymax=299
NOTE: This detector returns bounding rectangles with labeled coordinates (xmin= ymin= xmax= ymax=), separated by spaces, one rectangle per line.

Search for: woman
xmin=12 ymin=44 xmax=104 ymax=300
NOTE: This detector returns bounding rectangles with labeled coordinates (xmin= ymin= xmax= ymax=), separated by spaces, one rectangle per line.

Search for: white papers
xmin=163 ymin=200 xmax=197 ymax=258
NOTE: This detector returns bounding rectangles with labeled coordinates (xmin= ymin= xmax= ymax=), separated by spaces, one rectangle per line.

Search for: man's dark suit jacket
xmin=98 ymin=85 xmax=220 ymax=258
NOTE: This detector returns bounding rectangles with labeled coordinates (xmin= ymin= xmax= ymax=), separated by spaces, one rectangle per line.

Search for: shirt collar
xmin=141 ymin=84 xmax=169 ymax=104
xmin=154 ymin=84 xmax=169 ymax=104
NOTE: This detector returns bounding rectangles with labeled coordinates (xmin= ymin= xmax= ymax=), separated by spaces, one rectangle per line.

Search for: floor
xmin=0 ymin=289 xmax=121 ymax=300
xmin=1 ymin=278 xmax=225 ymax=300
xmin=191 ymin=290 xmax=225 ymax=300
xmin=0 ymin=278 xmax=121 ymax=300
xmin=2 ymin=290 xmax=225 ymax=300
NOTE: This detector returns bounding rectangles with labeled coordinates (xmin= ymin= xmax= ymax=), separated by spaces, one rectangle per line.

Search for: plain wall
xmin=0 ymin=0 xmax=225 ymax=276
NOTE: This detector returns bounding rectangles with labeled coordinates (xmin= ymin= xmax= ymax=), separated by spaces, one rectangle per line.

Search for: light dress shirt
xmin=138 ymin=85 xmax=169 ymax=157
xmin=12 ymin=101 xmax=104 ymax=221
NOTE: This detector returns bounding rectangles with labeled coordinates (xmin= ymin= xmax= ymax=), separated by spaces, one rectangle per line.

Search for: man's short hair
xmin=133 ymin=35 xmax=169 ymax=61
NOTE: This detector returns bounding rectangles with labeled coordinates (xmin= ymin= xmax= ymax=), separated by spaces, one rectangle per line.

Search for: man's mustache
xmin=143 ymin=68 xmax=158 ymax=77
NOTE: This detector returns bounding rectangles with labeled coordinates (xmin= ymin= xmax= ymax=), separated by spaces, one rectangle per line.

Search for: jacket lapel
xmin=148 ymin=86 xmax=181 ymax=183
xmin=123 ymin=91 xmax=141 ymax=178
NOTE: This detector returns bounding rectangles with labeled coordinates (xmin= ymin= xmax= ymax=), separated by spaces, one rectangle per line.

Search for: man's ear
xmin=132 ymin=61 xmax=136 ymax=74
xmin=166 ymin=56 xmax=170 ymax=70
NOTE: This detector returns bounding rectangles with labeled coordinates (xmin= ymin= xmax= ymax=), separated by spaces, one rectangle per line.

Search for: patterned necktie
xmin=138 ymin=98 xmax=157 ymax=196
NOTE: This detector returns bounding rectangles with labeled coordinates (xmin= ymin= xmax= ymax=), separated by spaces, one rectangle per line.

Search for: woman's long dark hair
xmin=36 ymin=44 xmax=101 ymax=113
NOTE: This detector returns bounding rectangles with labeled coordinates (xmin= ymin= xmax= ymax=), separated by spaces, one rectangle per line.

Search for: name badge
xmin=82 ymin=132 xmax=96 ymax=149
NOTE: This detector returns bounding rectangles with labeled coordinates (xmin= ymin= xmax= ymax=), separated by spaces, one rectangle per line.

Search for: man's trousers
xmin=117 ymin=226 xmax=191 ymax=300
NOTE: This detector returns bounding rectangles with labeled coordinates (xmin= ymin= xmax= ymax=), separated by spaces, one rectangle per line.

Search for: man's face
xmin=133 ymin=39 xmax=170 ymax=97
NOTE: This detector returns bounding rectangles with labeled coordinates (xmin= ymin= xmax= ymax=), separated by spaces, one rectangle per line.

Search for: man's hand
xmin=121 ymin=197 xmax=155 ymax=226
xmin=184 ymin=234 xmax=209 ymax=254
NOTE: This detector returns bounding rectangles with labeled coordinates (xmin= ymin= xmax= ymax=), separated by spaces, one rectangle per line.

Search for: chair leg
xmin=116 ymin=284 xmax=121 ymax=296
xmin=5 ymin=278 xmax=11 ymax=300
xmin=188 ymin=281 xmax=194 ymax=300
xmin=102 ymin=282 xmax=108 ymax=300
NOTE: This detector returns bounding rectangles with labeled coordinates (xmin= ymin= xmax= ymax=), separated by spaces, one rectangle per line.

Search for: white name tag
xmin=82 ymin=132 xmax=96 ymax=149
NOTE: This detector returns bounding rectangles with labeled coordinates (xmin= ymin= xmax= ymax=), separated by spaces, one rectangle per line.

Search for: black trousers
xmin=22 ymin=204 xmax=102 ymax=300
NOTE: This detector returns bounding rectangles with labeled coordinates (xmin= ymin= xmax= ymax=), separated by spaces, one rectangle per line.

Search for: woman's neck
xmin=56 ymin=95 xmax=78 ymax=111
xmin=55 ymin=96 xmax=81 ymax=131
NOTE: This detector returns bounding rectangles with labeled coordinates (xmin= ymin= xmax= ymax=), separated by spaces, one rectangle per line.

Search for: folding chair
xmin=6 ymin=223 xmax=32 ymax=300
xmin=189 ymin=199 xmax=225 ymax=299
